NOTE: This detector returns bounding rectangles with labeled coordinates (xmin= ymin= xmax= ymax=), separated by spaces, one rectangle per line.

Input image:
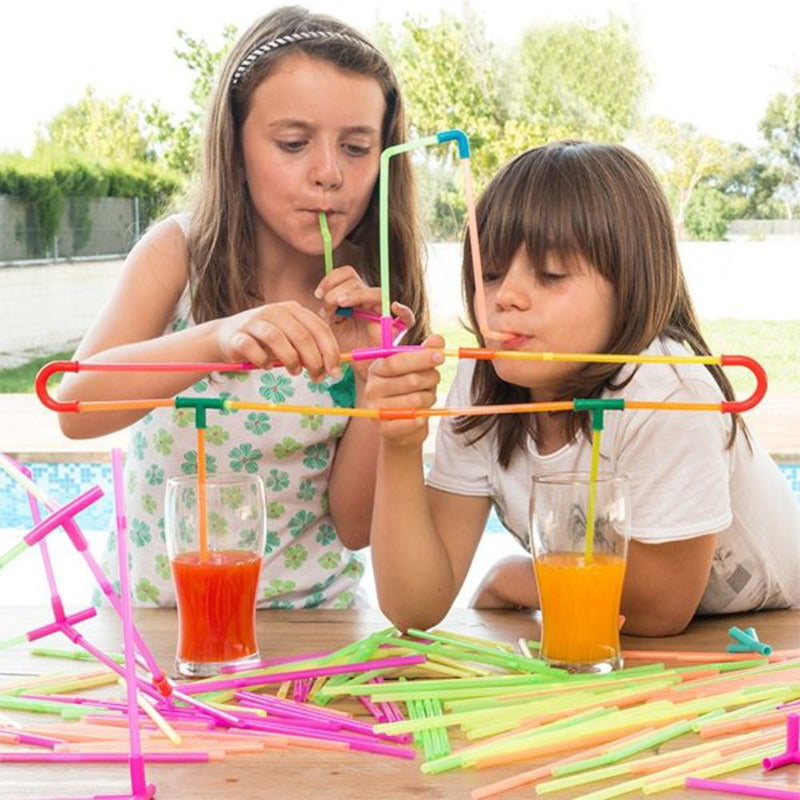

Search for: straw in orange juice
xmin=171 ymin=549 xmax=262 ymax=665
xmin=534 ymin=552 xmax=626 ymax=669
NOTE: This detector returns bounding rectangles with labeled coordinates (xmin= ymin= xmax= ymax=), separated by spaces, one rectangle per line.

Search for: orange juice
xmin=171 ymin=549 xmax=262 ymax=665
xmin=534 ymin=551 xmax=626 ymax=670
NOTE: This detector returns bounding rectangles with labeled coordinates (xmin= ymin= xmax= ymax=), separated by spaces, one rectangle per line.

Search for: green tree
xmin=760 ymin=79 xmax=800 ymax=217
xmin=146 ymin=25 xmax=237 ymax=176
xmin=34 ymin=86 xmax=153 ymax=163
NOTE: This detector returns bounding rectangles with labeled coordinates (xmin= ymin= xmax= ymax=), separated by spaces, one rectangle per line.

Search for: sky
xmin=2 ymin=0 xmax=799 ymax=155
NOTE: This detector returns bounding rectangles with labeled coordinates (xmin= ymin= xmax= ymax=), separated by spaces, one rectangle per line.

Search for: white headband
xmin=231 ymin=30 xmax=373 ymax=88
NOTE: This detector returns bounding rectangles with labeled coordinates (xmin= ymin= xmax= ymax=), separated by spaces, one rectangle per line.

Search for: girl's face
xmin=240 ymin=52 xmax=385 ymax=262
xmin=482 ymin=246 xmax=616 ymax=399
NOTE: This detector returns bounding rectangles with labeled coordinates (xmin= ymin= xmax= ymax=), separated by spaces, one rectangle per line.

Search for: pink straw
xmin=686 ymin=777 xmax=800 ymax=799
xmin=112 ymin=448 xmax=155 ymax=799
xmin=0 ymin=752 xmax=209 ymax=764
xmin=178 ymin=653 xmax=426 ymax=695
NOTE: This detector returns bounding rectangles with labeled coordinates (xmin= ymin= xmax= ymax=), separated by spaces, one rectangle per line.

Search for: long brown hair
xmin=457 ymin=141 xmax=745 ymax=467
xmin=186 ymin=6 xmax=428 ymax=344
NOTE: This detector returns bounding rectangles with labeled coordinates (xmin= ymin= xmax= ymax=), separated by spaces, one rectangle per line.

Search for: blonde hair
xmin=187 ymin=6 xmax=428 ymax=344
xmin=457 ymin=141 xmax=745 ymax=467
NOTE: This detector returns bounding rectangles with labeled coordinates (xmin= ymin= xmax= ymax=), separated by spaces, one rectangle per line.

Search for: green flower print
xmin=244 ymin=412 xmax=271 ymax=436
xmin=321 ymin=490 xmax=330 ymax=514
xmin=135 ymin=578 xmax=160 ymax=604
xmin=209 ymin=511 xmax=228 ymax=536
xmin=155 ymin=554 xmax=171 ymax=581
xmin=265 ymin=469 xmax=290 ymax=492
xmin=273 ymin=437 xmax=303 ymax=460
xmin=305 ymin=378 xmax=331 ymax=395
xmin=172 ymin=408 xmax=194 ymax=429
xmin=259 ymin=373 xmax=295 ymax=403
xmin=333 ymin=591 xmax=354 ymax=609
xmin=192 ymin=379 xmax=209 ymax=393
xmin=329 ymin=423 xmax=346 ymax=439
xmin=288 ymin=510 xmax=316 ymax=538
xmin=229 ymin=443 xmax=262 ymax=473
xmin=303 ymin=592 xmax=325 ymax=608
xmin=283 ymin=544 xmax=308 ymax=570
xmin=342 ymin=556 xmax=365 ymax=580
xmin=181 ymin=450 xmax=217 ymax=475
xmin=141 ymin=493 xmax=157 ymax=515
xmin=267 ymin=502 xmax=285 ymax=520
xmin=300 ymin=413 xmax=324 ymax=432
xmin=153 ymin=428 xmax=175 ymax=456
xmin=238 ymin=528 xmax=257 ymax=549
xmin=318 ymin=552 xmax=342 ymax=570
xmin=315 ymin=524 xmax=336 ymax=546
xmin=303 ymin=443 xmax=330 ymax=471
xmin=264 ymin=578 xmax=296 ymax=598
xmin=218 ymin=370 xmax=250 ymax=383
xmin=310 ymin=574 xmax=337 ymax=593
xmin=129 ymin=519 xmax=151 ymax=547
xmin=172 ymin=319 xmax=188 ymax=333
xmin=145 ymin=464 xmax=165 ymax=486
xmin=206 ymin=424 xmax=229 ymax=446
xmin=132 ymin=431 xmax=147 ymax=460
xmin=269 ymin=600 xmax=294 ymax=609
xmin=157 ymin=516 xmax=165 ymax=543
xmin=296 ymin=479 xmax=315 ymax=502
xmin=264 ymin=530 xmax=281 ymax=554
xmin=178 ymin=516 xmax=193 ymax=545
xmin=221 ymin=486 xmax=245 ymax=510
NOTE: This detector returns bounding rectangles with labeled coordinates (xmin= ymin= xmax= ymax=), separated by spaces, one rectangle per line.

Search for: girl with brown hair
xmin=58 ymin=6 xmax=428 ymax=608
xmin=367 ymin=140 xmax=799 ymax=635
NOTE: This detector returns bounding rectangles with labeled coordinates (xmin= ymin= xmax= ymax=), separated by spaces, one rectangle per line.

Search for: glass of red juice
xmin=165 ymin=473 xmax=266 ymax=678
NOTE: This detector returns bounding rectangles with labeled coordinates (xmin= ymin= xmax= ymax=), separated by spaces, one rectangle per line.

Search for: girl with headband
xmin=58 ymin=6 xmax=428 ymax=609
xmin=366 ymin=141 xmax=800 ymax=636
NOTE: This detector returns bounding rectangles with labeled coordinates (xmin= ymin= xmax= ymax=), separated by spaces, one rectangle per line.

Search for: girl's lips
xmin=499 ymin=334 xmax=530 ymax=349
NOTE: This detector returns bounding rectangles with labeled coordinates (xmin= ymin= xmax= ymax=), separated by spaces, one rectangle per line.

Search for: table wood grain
xmin=1 ymin=607 xmax=798 ymax=799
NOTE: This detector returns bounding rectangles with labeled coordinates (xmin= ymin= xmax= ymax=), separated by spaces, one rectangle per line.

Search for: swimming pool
xmin=3 ymin=460 xmax=800 ymax=533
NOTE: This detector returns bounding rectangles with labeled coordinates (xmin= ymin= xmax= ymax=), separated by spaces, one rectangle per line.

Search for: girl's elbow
xmin=377 ymin=594 xmax=445 ymax=634
xmin=623 ymin=605 xmax=694 ymax=637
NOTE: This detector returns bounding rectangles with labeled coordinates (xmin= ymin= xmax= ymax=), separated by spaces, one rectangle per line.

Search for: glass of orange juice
xmin=165 ymin=473 xmax=266 ymax=678
xmin=530 ymin=472 xmax=629 ymax=674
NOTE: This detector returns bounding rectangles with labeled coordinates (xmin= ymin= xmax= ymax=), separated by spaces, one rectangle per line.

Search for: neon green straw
xmin=319 ymin=212 xmax=333 ymax=274
xmin=31 ymin=647 xmax=125 ymax=663
xmin=584 ymin=411 xmax=604 ymax=562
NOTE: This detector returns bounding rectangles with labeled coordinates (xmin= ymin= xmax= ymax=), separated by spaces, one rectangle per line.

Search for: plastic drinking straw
xmin=729 ymin=625 xmax=774 ymax=655
xmin=0 ymin=607 xmax=97 ymax=650
xmin=319 ymin=211 xmax=333 ymax=274
xmin=0 ymin=484 xmax=104 ymax=569
xmin=763 ymin=712 xmax=800 ymax=770
xmin=32 ymin=647 xmax=125 ymax=663
xmin=584 ymin=408 xmax=605 ymax=562
xmin=0 ymin=454 xmax=171 ymax=697
xmin=112 ymin=448 xmax=154 ymax=799
xmin=135 ymin=691 xmax=181 ymax=746
xmin=686 ymin=778 xmax=800 ymax=800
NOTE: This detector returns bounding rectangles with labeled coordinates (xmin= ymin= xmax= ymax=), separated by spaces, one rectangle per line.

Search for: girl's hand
xmin=314 ymin=266 xmax=415 ymax=361
xmin=216 ymin=301 xmax=342 ymax=382
xmin=365 ymin=335 xmax=444 ymax=449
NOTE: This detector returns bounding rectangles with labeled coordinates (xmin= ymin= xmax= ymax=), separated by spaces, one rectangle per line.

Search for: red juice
xmin=171 ymin=549 xmax=262 ymax=664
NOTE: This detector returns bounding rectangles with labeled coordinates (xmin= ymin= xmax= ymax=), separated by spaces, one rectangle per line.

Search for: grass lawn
xmin=1 ymin=320 xmax=798 ymax=396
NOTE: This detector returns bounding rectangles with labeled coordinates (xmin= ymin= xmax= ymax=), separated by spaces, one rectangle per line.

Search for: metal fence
xmin=0 ymin=195 xmax=142 ymax=263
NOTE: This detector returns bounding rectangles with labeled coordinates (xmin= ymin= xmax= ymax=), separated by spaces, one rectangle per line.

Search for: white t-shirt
xmin=427 ymin=338 xmax=800 ymax=614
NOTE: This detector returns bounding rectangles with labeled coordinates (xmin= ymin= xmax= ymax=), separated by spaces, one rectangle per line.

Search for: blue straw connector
xmin=436 ymin=129 xmax=470 ymax=159
xmin=728 ymin=625 xmax=773 ymax=655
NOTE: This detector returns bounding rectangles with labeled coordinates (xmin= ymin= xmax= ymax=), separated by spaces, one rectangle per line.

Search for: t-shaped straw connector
xmin=763 ymin=713 xmax=800 ymax=770
xmin=728 ymin=625 xmax=773 ymax=655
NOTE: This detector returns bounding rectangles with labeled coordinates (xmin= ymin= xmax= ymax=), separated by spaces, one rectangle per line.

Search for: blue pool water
xmin=2 ymin=461 xmax=800 ymax=534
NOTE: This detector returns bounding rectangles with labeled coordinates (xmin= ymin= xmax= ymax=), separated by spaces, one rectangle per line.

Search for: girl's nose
xmin=494 ymin=261 xmax=531 ymax=311
xmin=310 ymin=144 xmax=343 ymax=190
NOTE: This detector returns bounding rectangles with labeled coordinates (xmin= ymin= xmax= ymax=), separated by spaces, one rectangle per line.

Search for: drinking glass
xmin=530 ymin=472 xmax=629 ymax=673
xmin=165 ymin=473 xmax=266 ymax=678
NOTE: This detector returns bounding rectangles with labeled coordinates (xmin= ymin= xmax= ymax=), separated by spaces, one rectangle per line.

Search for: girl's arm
xmin=621 ymin=535 xmax=716 ymax=636
xmin=58 ymin=219 xmax=342 ymax=439
xmin=366 ymin=338 xmax=492 ymax=631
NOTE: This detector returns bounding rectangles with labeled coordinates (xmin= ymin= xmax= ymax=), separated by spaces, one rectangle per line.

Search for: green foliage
xmin=684 ymin=184 xmax=733 ymax=240
xmin=383 ymin=12 xmax=647 ymax=239
xmin=34 ymin=87 xmax=153 ymax=164
xmin=0 ymin=155 xmax=182 ymax=257
xmin=760 ymin=78 xmax=800 ymax=214
xmin=146 ymin=26 xmax=238 ymax=176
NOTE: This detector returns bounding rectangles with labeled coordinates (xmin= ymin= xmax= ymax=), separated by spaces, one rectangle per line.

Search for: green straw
xmin=584 ymin=409 xmax=604 ymax=562
xmin=318 ymin=212 xmax=333 ymax=274
xmin=31 ymin=646 xmax=124 ymax=663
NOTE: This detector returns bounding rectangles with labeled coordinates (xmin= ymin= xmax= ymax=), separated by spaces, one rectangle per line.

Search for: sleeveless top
xmin=103 ymin=218 xmax=365 ymax=609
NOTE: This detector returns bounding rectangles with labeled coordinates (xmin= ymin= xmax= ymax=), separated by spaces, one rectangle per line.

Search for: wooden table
xmin=1 ymin=607 xmax=799 ymax=799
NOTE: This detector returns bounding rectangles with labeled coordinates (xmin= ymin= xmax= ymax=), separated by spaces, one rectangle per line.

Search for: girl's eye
xmin=482 ymin=271 xmax=503 ymax=284
xmin=343 ymin=143 xmax=371 ymax=157
xmin=540 ymin=272 xmax=566 ymax=283
xmin=277 ymin=140 xmax=307 ymax=153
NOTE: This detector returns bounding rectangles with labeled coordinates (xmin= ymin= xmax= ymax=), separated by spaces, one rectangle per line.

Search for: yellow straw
xmin=197 ymin=427 xmax=209 ymax=562
xmin=319 ymin=212 xmax=333 ymax=274
xmin=135 ymin=689 xmax=181 ymax=745
xmin=584 ymin=427 xmax=603 ymax=562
